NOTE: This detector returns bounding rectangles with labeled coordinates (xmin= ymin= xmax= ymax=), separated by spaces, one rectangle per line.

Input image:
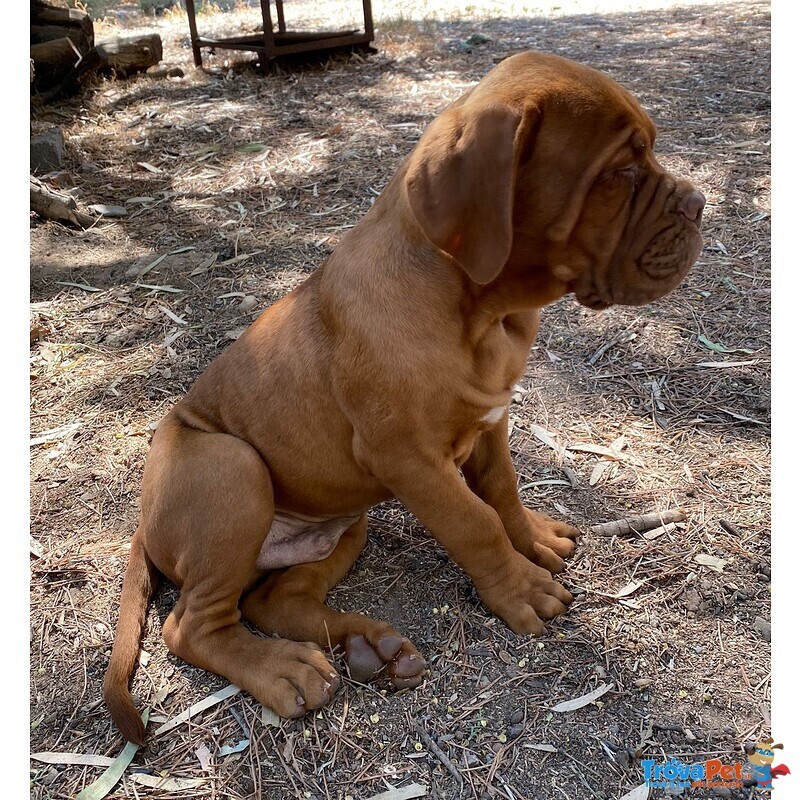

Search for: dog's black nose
xmin=678 ymin=189 xmax=706 ymax=223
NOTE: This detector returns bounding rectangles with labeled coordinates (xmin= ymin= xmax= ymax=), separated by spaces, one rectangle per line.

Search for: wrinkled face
xmin=564 ymin=124 xmax=705 ymax=310
xmin=403 ymin=51 xmax=705 ymax=304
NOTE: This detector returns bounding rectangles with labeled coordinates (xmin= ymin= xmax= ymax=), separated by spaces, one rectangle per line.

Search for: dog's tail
xmin=103 ymin=528 xmax=160 ymax=745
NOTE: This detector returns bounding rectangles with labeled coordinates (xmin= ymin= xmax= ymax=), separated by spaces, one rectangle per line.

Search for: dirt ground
xmin=30 ymin=1 xmax=771 ymax=798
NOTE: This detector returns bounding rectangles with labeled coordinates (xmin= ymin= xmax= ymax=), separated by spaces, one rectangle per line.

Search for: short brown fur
xmin=104 ymin=52 xmax=704 ymax=744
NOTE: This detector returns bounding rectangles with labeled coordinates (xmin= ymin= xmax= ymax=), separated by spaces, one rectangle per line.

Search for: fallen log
xmin=30 ymin=0 xmax=94 ymax=91
xmin=38 ymin=33 xmax=164 ymax=103
xmin=30 ymin=36 xmax=83 ymax=89
xmin=96 ymin=34 xmax=163 ymax=75
xmin=31 ymin=0 xmax=94 ymax=48
xmin=30 ymin=176 xmax=94 ymax=228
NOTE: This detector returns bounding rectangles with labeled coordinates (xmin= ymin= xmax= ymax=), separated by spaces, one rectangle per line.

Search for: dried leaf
xmin=530 ymin=423 xmax=568 ymax=460
xmin=88 ymin=204 xmax=128 ymax=217
xmin=567 ymin=442 xmax=641 ymax=465
xmin=261 ymin=706 xmax=280 ymax=727
xmin=56 ymin=281 xmax=100 ymax=292
xmin=31 ymin=752 xmax=115 ymax=767
xmin=696 ymin=359 xmax=760 ymax=368
xmin=160 ymin=306 xmax=187 ymax=325
xmin=190 ymin=254 xmax=219 ymax=276
xmin=137 ymin=161 xmax=162 ymax=173
xmin=697 ymin=334 xmax=754 ymax=355
xmin=618 ymin=784 xmax=649 ymax=800
xmin=594 ymin=580 xmax=645 ymax=600
xmin=216 ymin=251 xmax=263 ymax=267
xmin=366 ymin=783 xmax=429 ymax=800
xmin=195 ymin=743 xmax=212 ymax=771
xmin=152 ymin=684 xmax=240 ymax=738
xmin=30 ymin=422 xmax=81 ymax=446
xmin=694 ymin=553 xmax=727 ymax=572
xmin=136 ymin=253 xmax=168 ymax=278
xmin=134 ymin=283 xmax=184 ymax=293
xmin=218 ymin=739 xmax=249 ymax=756
xmin=551 ymin=683 xmax=612 ymax=712
xmin=129 ymin=774 xmax=207 ymax=790
xmin=643 ymin=522 xmax=681 ymax=540
xmin=498 ymin=650 xmax=515 ymax=665
xmin=522 ymin=743 xmax=558 ymax=753
xmin=74 ymin=709 xmax=149 ymax=800
xmin=589 ymin=460 xmax=612 ymax=486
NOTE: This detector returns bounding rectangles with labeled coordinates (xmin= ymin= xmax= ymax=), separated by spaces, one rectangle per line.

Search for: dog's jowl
xmin=104 ymin=51 xmax=704 ymax=745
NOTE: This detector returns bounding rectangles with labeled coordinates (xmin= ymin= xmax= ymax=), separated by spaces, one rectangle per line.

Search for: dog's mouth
xmin=576 ymin=294 xmax=612 ymax=311
xmin=573 ymin=282 xmax=613 ymax=311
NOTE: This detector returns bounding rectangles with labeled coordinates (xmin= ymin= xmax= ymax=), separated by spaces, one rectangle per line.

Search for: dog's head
xmin=403 ymin=51 xmax=704 ymax=308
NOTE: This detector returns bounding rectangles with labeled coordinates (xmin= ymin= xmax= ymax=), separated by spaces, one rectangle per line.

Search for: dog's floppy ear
xmin=404 ymin=102 xmax=531 ymax=285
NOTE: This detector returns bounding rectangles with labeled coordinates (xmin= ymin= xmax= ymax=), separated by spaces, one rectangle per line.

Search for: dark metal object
xmin=183 ymin=0 xmax=375 ymax=72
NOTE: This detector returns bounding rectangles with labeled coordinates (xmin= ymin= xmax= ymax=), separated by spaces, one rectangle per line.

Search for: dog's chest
xmin=256 ymin=512 xmax=361 ymax=570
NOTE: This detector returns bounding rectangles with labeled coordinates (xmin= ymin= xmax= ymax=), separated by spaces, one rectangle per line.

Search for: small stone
xmin=239 ymin=295 xmax=258 ymax=312
xmin=507 ymin=723 xmax=524 ymax=740
xmin=31 ymin=128 xmax=65 ymax=174
xmin=753 ymin=616 xmax=771 ymax=641
xmin=683 ymin=588 xmax=702 ymax=613
xmin=711 ymin=788 xmax=732 ymax=798
xmin=508 ymin=708 xmax=524 ymax=725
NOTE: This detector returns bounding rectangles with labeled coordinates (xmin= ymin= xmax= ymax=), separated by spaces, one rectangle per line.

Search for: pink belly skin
xmin=255 ymin=512 xmax=361 ymax=570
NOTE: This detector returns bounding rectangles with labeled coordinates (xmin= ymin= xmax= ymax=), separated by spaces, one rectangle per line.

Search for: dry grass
xmin=30 ymin=1 xmax=770 ymax=798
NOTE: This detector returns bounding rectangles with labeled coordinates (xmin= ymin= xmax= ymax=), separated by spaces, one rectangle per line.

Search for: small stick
xmin=412 ymin=721 xmax=463 ymax=788
xmin=590 ymin=509 xmax=686 ymax=537
xmin=719 ymin=519 xmax=743 ymax=538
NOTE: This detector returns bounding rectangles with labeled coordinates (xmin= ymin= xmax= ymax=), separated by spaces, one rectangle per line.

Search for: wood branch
xmin=30 ymin=176 xmax=94 ymax=228
xmin=590 ymin=509 xmax=686 ymax=537
xmin=412 ymin=722 xmax=463 ymax=787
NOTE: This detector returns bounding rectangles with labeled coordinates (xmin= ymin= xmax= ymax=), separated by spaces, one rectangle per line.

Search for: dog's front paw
xmin=259 ymin=640 xmax=341 ymax=718
xmin=476 ymin=553 xmax=573 ymax=635
xmin=509 ymin=509 xmax=580 ymax=574
xmin=344 ymin=627 xmax=426 ymax=689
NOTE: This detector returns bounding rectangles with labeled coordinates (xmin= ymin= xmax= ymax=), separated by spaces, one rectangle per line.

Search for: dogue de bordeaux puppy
xmin=104 ymin=51 xmax=704 ymax=744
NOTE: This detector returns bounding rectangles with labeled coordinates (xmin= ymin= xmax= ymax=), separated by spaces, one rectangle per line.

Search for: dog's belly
xmin=256 ymin=512 xmax=362 ymax=570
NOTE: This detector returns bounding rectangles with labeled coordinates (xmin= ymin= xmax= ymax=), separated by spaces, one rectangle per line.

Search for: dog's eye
xmin=599 ymin=167 xmax=637 ymax=186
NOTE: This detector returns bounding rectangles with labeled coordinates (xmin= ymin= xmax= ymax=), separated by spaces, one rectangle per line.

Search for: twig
xmin=720 ymin=519 xmax=743 ymax=537
xmin=590 ymin=509 xmax=686 ymax=537
xmin=413 ymin=721 xmax=464 ymax=789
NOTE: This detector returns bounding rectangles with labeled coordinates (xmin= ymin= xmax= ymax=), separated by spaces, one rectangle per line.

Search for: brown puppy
xmin=104 ymin=51 xmax=704 ymax=744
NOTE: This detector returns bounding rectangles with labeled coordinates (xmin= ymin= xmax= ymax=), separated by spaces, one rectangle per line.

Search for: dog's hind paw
xmin=344 ymin=630 xmax=426 ymax=689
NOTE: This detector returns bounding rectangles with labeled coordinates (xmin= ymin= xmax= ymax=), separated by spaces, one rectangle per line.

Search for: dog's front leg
xmin=461 ymin=410 xmax=579 ymax=574
xmin=360 ymin=442 xmax=572 ymax=635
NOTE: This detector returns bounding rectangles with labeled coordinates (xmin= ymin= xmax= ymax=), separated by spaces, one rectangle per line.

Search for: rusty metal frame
xmin=183 ymin=0 xmax=374 ymax=72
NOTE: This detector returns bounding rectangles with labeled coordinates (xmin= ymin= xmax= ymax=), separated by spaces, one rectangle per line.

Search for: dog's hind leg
xmin=241 ymin=515 xmax=426 ymax=689
xmin=145 ymin=421 xmax=340 ymax=718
